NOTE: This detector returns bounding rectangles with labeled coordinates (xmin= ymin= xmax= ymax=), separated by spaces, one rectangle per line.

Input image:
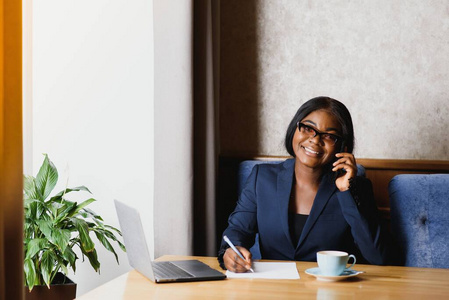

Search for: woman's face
xmin=292 ymin=109 xmax=342 ymax=170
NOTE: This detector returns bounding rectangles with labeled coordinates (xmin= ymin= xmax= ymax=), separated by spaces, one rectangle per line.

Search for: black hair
xmin=284 ymin=96 xmax=355 ymax=157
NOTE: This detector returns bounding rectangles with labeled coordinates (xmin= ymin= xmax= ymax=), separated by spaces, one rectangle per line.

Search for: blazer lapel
xmin=276 ymin=159 xmax=295 ymax=247
xmin=296 ymin=172 xmax=337 ymax=249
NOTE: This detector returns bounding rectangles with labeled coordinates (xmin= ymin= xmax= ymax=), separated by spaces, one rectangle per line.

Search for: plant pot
xmin=24 ymin=272 xmax=77 ymax=300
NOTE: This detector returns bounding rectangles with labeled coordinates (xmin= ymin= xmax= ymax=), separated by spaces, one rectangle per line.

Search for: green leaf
xmin=53 ymin=200 xmax=76 ymax=224
xmin=41 ymin=250 xmax=56 ymax=287
xmin=50 ymin=186 xmax=92 ymax=202
xmin=35 ymin=154 xmax=58 ymax=200
xmin=99 ymin=228 xmax=126 ymax=252
xmin=59 ymin=264 xmax=69 ymax=277
xmin=117 ymin=240 xmax=126 ymax=252
xmin=83 ymin=248 xmax=100 ymax=272
xmin=62 ymin=246 xmax=78 ymax=272
xmin=24 ymin=201 xmax=37 ymax=220
xmin=54 ymin=254 xmax=70 ymax=278
xmin=72 ymin=218 xmax=95 ymax=251
xmin=68 ymin=198 xmax=96 ymax=218
xmin=52 ymin=229 xmax=71 ymax=253
xmin=83 ymin=207 xmax=104 ymax=221
xmin=94 ymin=230 xmax=119 ymax=263
xmin=104 ymin=224 xmax=122 ymax=235
xmin=24 ymin=197 xmax=41 ymax=210
xmin=24 ymin=175 xmax=41 ymax=201
xmin=25 ymin=238 xmax=48 ymax=260
xmin=37 ymin=220 xmax=53 ymax=241
xmin=24 ymin=258 xmax=38 ymax=290
xmin=24 ymin=175 xmax=35 ymax=195
xmin=48 ymin=201 xmax=62 ymax=218
xmin=26 ymin=200 xmax=47 ymax=221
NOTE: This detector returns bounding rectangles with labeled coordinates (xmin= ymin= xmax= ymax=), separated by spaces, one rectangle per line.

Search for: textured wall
xmin=220 ymin=0 xmax=449 ymax=160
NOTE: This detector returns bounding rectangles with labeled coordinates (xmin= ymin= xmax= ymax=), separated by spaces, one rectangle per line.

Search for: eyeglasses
xmin=297 ymin=122 xmax=343 ymax=145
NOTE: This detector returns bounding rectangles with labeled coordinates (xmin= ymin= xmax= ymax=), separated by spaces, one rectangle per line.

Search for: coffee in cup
xmin=316 ymin=250 xmax=356 ymax=276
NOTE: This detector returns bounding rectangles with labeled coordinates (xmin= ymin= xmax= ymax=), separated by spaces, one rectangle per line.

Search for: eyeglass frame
xmin=296 ymin=122 xmax=343 ymax=146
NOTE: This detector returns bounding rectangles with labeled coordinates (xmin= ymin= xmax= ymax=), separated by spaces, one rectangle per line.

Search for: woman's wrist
xmin=348 ymin=177 xmax=361 ymax=206
xmin=217 ymin=246 xmax=229 ymax=270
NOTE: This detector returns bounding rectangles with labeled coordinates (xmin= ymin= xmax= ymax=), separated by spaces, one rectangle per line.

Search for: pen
xmin=223 ymin=235 xmax=255 ymax=273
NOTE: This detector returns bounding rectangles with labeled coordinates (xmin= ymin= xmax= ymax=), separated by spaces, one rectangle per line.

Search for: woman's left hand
xmin=332 ymin=153 xmax=357 ymax=192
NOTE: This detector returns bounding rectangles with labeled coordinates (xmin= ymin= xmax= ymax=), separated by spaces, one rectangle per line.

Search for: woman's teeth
xmin=304 ymin=147 xmax=320 ymax=155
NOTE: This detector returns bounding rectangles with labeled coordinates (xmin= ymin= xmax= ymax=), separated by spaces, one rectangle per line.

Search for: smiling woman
xmin=292 ymin=109 xmax=343 ymax=174
xmin=0 ymin=0 xmax=23 ymax=299
xmin=218 ymin=97 xmax=398 ymax=273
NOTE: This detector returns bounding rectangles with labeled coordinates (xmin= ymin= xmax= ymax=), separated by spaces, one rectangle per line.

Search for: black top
xmin=288 ymin=213 xmax=309 ymax=247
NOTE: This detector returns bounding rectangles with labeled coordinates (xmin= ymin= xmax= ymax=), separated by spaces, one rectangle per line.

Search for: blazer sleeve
xmin=336 ymin=176 xmax=397 ymax=265
xmin=218 ymin=165 xmax=259 ymax=268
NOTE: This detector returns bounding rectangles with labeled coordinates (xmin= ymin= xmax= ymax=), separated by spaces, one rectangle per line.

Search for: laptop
xmin=114 ymin=199 xmax=226 ymax=283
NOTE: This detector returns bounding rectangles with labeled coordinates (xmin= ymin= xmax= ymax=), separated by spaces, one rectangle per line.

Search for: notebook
xmin=114 ymin=199 xmax=226 ymax=283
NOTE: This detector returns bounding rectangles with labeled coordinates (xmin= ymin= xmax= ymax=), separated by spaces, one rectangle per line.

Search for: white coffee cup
xmin=316 ymin=250 xmax=356 ymax=276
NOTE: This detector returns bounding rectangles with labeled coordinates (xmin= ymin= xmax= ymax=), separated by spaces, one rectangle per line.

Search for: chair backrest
xmin=237 ymin=159 xmax=366 ymax=259
xmin=389 ymin=174 xmax=449 ymax=268
xmin=238 ymin=160 xmax=284 ymax=195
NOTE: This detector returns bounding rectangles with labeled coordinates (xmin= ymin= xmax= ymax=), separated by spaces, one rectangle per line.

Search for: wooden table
xmin=78 ymin=255 xmax=449 ymax=299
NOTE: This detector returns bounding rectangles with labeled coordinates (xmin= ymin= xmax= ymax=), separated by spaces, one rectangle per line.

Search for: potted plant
xmin=23 ymin=154 xmax=126 ymax=299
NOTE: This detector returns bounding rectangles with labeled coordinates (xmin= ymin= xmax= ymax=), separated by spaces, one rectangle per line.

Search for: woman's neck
xmin=294 ymin=160 xmax=323 ymax=188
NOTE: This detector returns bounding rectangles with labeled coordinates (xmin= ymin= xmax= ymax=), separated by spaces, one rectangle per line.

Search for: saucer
xmin=305 ymin=267 xmax=364 ymax=282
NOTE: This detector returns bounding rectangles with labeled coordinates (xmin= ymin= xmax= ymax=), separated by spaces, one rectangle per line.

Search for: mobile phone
xmin=334 ymin=141 xmax=347 ymax=179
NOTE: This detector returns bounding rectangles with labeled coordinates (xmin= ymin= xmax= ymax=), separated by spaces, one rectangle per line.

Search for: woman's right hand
xmin=223 ymin=246 xmax=253 ymax=273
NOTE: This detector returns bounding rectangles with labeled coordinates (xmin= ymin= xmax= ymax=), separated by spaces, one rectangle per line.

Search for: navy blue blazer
xmin=220 ymin=159 xmax=392 ymax=265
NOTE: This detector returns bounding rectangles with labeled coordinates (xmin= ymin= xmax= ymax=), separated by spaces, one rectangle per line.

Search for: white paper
xmin=226 ymin=262 xmax=300 ymax=279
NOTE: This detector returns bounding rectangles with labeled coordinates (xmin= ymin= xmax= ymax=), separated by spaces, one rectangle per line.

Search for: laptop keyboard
xmin=152 ymin=261 xmax=194 ymax=279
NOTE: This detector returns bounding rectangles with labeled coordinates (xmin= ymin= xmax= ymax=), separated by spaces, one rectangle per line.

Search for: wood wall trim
xmin=220 ymin=154 xmax=449 ymax=172
xmin=220 ymin=153 xmax=291 ymax=161
xmin=357 ymin=158 xmax=449 ymax=172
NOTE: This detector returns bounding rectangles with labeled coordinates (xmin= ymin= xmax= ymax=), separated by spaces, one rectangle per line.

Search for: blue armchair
xmin=237 ymin=159 xmax=366 ymax=259
xmin=389 ymin=174 xmax=449 ymax=268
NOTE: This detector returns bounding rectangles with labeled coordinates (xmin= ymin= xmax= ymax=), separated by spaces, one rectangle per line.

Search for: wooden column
xmin=0 ymin=0 xmax=23 ymax=299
